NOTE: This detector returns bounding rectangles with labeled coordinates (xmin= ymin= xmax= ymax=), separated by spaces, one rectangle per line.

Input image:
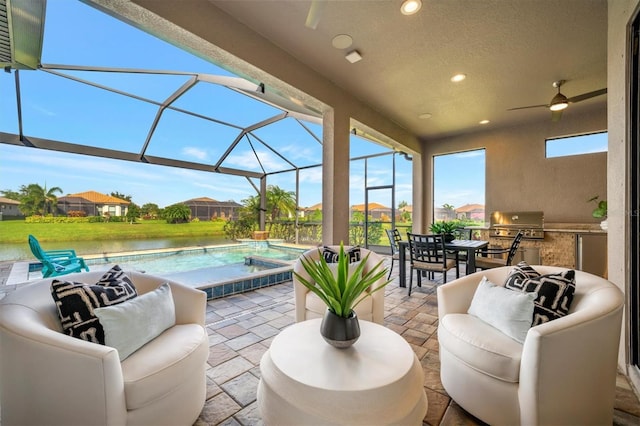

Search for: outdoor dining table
xmin=397 ymin=239 xmax=489 ymax=288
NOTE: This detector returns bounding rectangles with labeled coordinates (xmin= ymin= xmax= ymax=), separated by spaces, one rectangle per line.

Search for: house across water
xmin=56 ymin=191 xmax=130 ymax=218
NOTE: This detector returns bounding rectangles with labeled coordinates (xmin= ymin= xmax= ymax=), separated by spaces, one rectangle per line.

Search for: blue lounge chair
xmin=28 ymin=234 xmax=90 ymax=278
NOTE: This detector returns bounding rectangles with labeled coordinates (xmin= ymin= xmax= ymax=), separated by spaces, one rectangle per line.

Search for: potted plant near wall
xmin=430 ymin=220 xmax=457 ymax=242
xmin=294 ymin=243 xmax=390 ymax=349
xmin=588 ymin=195 xmax=608 ymax=230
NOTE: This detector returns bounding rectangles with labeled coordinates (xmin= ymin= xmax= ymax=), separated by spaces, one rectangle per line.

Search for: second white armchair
xmin=293 ymin=245 xmax=386 ymax=324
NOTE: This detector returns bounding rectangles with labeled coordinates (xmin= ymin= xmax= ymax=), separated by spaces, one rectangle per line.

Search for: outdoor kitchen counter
xmin=473 ymin=224 xmax=606 ymax=270
xmin=467 ymin=223 xmax=606 ymax=233
xmin=543 ymin=223 xmax=607 ymax=233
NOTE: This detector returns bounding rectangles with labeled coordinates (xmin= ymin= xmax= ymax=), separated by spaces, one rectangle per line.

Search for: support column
xmin=412 ymin=152 xmax=425 ymax=232
xmin=322 ymin=108 xmax=350 ymax=245
xmin=259 ymin=175 xmax=267 ymax=231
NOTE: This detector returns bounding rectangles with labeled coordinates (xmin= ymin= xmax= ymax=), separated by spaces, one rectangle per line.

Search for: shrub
xmin=25 ymin=215 xmax=91 ymax=223
xmin=224 ymin=217 xmax=255 ymax=240
xmin=67 ymin=210 xmax=87 ymax=217
xmin=164 ymin=203 xmax=191 ymax=224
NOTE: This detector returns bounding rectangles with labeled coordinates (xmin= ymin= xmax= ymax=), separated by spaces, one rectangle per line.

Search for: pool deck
xmin=1 ymin=257 xmax=639 ymax=424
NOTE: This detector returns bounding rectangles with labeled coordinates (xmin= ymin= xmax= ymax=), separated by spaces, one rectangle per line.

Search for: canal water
xmin=1 ymin=236 xmax=232 ymax=262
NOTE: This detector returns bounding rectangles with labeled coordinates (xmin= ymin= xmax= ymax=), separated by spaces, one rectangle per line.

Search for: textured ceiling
xmin=207 ymin=0 xmax=607 ymax=140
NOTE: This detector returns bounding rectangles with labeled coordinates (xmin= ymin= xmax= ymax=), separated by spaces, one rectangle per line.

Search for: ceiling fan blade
xmin=507 ymin=104 xmax=548 ymax=111
xmin=568 ymin=88 xmax=607 ymax=103
xmin=551 ymin=110 xmax=563 ymax=122
xmin=305 ymin=0 xmax=326 ymax=29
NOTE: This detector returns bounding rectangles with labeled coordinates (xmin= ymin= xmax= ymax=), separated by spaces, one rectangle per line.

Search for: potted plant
xmin=588 ymin=196 xmax=608 ymax=230
xmin=429 ymin=221 xmax=457 ymax=242
xmin=294 ymin=242 xmax=390 ymax=348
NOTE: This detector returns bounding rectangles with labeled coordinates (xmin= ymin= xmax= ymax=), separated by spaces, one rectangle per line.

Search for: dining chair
xmin=385 ymin=228 xmax=403 ymax=279
xmin=449 ymin=227 xmax=472 ymax=267
xmin=406 ymin=233 xmax=459 ymax=296
xmin=452 ymin=227 xmax=472 ymax=240
xmin=474 ymin=230 xmax=524 ymax=271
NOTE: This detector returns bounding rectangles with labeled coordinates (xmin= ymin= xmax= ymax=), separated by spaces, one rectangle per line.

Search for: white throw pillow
xmin=467 ymin=276 xmax=536 ymax=343
xmin=94 ymin=283 xmax=176 ymax=360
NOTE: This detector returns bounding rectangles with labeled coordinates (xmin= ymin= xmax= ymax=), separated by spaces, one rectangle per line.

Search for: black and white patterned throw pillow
xmin=51 ymin=265 xmax=138 ymax=344
xmin=322 ymin=246 xmax=361 ymax=263
xmin=504 ymin=261 xmax=576 ymax=326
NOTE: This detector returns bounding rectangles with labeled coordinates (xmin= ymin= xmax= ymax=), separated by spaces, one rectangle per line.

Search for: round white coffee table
xmin=257 ymin=318 xmax=428 ymax=425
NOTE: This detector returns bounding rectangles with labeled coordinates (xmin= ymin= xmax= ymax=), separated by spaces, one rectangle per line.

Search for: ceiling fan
xmin=508 ymin=80 xmax=607 ymax=122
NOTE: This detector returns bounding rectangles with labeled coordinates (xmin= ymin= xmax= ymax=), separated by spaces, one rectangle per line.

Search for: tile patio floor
xmin=195 ymin=258 xmax=640 ymax=426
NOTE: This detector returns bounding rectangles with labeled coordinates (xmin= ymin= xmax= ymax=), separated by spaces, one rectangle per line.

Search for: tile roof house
xmin=57 ymin=191 xmax=130 ymax=217
xmin=398 ymin=205 xmax=413 ymax=221
xmin=299 ymin=203 xmax=323 ymax=219
xmin=455 ymin=204 xmax=485 ymax=221
xmin=181 ymin=197 xmax=242 ymax=221
xmin=351 ymin=203 xmax=392 ymax=221
xmin=305 ymin=202 xmax=323 ymax=212
xmin=0 ymin=197 xmax=23 ymax=220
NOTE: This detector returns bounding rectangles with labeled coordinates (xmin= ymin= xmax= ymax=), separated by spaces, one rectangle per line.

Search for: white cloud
xmin=2 ymin=147 xmax=164 ymax=182
xmin=299 ymin=167 xmax=323 ymax=184
xmin=277 ymin=143 xmax=321 ymax=164
xmin=225 ymin=149 xmax=289 ymax=171
xmin=28 ymin=102 xmax=57 ymax=117
xmin=182 ymin=146 xmax=208 ymax=160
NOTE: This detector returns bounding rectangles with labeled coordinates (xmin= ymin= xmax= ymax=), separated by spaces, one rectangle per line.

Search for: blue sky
xmin=0 ymin=0 xmax=412 ymax=209
xmin=433 ymin=149 xmax=486 ymax=209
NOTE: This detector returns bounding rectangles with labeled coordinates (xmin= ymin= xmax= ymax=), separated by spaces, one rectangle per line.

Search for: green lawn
xmin=0 ymin=220 xmax=226 ymax=244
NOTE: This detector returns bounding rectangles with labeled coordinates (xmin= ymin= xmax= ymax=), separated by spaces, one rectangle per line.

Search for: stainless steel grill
xmin=489 ymin=211 xmax=545 ymax=240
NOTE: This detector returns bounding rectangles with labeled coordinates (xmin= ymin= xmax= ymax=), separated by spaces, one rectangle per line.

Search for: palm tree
xmin=239 ymin=194 xmax=261 ymax=224
xmin=18 ymin=183 xmax=63 ymax=216
xmin=266 ymin=185 xmax=296 ymax=225
xmin=238 ymin=185 xmax=297 ymax=231
xmin=43 ymin=184 xmax=63 ymax=215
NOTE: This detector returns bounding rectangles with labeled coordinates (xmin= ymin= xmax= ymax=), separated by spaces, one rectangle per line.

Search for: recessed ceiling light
xmin=451 ymin=73 xmax=466 ymax=82
xmin=345 ymin=50 xmax=362 ymax=63
xmin=332 ymin=34 xmax=353 ymax=49
xmin=400 ymin=0 xmax=422 ymax=15
xmin=479 ymin=119 xmax=490 ymax=124
xmin=418 ymin=113 xmax=432 ymax=119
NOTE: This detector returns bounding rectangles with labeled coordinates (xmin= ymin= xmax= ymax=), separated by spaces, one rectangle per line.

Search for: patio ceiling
xmin=130 ymin=0 xmax=608 ymax=141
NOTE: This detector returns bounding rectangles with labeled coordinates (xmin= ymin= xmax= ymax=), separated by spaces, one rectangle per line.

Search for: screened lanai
xmin=0 ymin=0 xmax=412 ymax=243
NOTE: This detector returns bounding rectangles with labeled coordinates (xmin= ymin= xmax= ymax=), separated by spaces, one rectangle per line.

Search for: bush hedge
xmin=25 ymin=215 xmax=129 ymax=223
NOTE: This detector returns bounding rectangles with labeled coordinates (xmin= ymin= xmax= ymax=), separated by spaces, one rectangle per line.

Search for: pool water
xmin=26 ymin=242 xmax=307 ymax=299
xmin=84 ymin=243 xmax=303 ymax=276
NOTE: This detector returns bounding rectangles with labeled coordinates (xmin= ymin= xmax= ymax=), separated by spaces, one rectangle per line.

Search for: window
xmin=433 ymin=149 xmax=485 ymax=223
xmin=546 ymin=131 xmax=607 ymax=158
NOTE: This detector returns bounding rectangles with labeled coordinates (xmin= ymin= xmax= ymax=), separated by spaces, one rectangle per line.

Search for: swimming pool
xmin=84 ymin=243 xmax=303 ymax=275
xmin=26 ymin=241 xmax=309 ymax=300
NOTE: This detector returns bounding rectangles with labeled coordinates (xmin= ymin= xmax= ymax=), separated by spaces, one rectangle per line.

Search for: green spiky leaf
xmin=293 ymin=242 xmax=391 ymax=318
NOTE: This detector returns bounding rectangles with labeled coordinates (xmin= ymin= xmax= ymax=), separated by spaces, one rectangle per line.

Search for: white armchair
xmin=293 ymin=246 xmax=386 ymax=324
xmin=437 ymin=266 xmax=624 ymax=425
xmin=0 ymin=270 xmax=209 ymax=426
